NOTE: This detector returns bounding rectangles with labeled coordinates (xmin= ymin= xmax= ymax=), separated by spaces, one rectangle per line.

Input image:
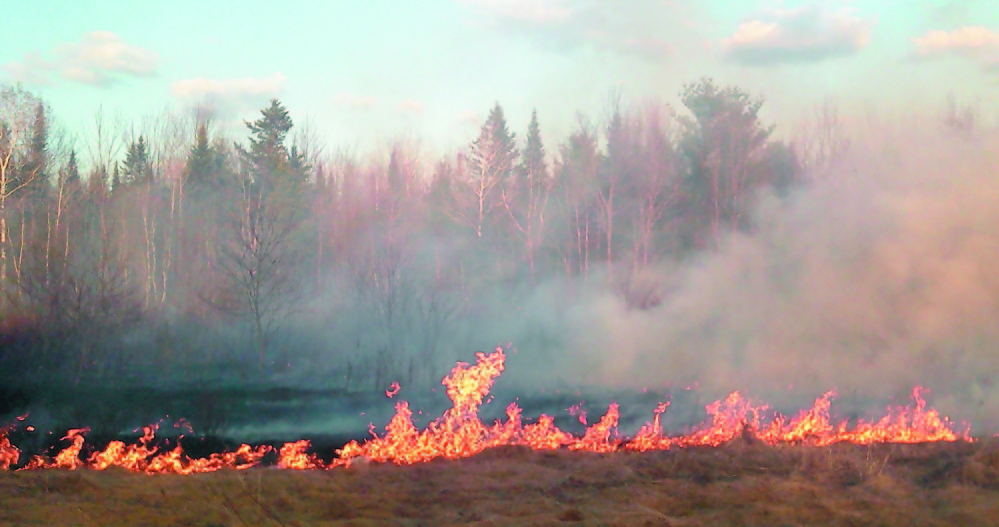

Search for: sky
xmin=2 ymin=0 xmax=998 ymax=158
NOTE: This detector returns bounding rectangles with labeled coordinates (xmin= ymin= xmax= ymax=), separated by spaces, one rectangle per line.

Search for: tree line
xmin=0 ymin=78 xmax=809 ymax=390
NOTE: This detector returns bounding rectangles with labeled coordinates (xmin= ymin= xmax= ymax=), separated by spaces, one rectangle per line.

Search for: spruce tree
xmin=122 ymin=135 xmax=152 ymax=186
xmin=241 ymin=99 xmax=307 ymax=188
xmin=519 ymin=109 xmax=547 ymax=186
xmin=64 ymin=150 xmax=80 ymax=187
xmin=22 ymin=102 xmax=49 ymax=198
xmin=465 ymin=102 xmax=518 ymax=237
xmin=186 ymin=123 xmax=221 ymax=188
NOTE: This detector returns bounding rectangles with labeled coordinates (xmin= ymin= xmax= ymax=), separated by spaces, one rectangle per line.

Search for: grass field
xmin=3 ymin=438 xmax=999 ymax=526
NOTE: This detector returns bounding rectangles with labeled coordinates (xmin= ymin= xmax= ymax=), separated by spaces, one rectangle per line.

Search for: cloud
xmin=913 ymin=26 xmax=999 ymax=71
xmin=458 ymin=0 xmax=573 ymax=24
xmin=722 ymin=6 xmax=872 ymax=65
xmin=456 ymin=0 xmax=685 ymax=62
xmin=3 ymin=31 xmax=159 ymax=87
xmin=458 ymin=109 xmax=481 ymax=128
xmin=171 ymin=73 xmax=286 ymax=102
xmin=331 ymin=92 xmax=379 ymax=111
xmin=398 ymin=99 xmax=424 ymax=115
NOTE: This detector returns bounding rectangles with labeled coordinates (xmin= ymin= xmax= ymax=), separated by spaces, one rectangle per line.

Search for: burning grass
xmin=2 ymin=348 xmax=995 ymax=525
xmin=3 ymin=439 xmax=999 ymax=526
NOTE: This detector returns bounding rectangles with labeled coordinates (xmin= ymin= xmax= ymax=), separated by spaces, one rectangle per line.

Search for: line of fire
xmin=0 ymin=348 xmax=973 ymax=474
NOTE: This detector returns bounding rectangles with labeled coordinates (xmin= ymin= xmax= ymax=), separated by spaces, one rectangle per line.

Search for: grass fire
xmin=5 ymin=4 xmax=999 ymax=524
xmin=2 ymin=349 xmax=999 ymax=525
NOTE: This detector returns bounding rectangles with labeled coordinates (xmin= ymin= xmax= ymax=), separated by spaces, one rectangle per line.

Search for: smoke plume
xmin=553 ymin=126 xmax=999 ymax=432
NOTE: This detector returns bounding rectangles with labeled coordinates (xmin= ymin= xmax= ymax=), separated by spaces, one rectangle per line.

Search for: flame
xmin=385 ymin=382 xmax=401 ymax=398
xmin=278 ymin=440 xmax=321 ymax=470
xmin=0 ymin=424 xmax=19 ymax=470
xmin=0 ymin=349 xmax=975 ymax=472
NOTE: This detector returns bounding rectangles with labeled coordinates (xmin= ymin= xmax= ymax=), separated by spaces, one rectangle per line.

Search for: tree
xmin=502 ymin=109 xmax=551 ymax=281
xmin=213 ymin=180 xmax=303 ymax=371
xmin=596 ymin=102 xmax=630 ymax=274
xmin=464 ymin=103 xmax=518 ymax=238
xmin=626 ymin=103 xmax=680 ymax=271
xmin=212 ymin=99 xmax=310 ymax=371
xmin=62 ymin=150 xmax=80 ymax=187
xmin=185 ymin=123 xmax=223 ymax=188
xmin=679 ymin=78 xmax=774 ymax=246
xmin=19 ymin=102 xmax=50 ymax=200
xmin=121 ymin=135 xmax=153 ymax=187
xmin=554 ymin=117 xmax=601 ymax=277
xmin=0 ymin=85 xmax=45 ymax=289
xmin=240 ymin=99 xmax=307 ymax=190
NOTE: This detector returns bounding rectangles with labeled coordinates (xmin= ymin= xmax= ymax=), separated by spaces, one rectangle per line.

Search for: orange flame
xmin=278 ymin=440 xmax=321 ymax=470
xmin=0 ymin=424 xmax=19 ymax=470
xmin=0 ymin=349 xmax=975 ymax=473
xmin=385 ymin=382 xmax=401 ymax=398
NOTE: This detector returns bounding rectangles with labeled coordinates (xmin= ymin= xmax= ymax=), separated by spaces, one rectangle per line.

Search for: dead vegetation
xmin=2 ymin=438 xmax=999 ymax=526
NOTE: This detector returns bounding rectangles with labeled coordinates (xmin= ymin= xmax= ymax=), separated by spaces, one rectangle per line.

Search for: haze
xmin=2 ymin=1 xmax=999 ymax=439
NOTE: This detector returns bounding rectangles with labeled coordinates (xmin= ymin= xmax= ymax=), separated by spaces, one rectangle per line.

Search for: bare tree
xmin=0 ymin=85 xmax=45 ymax=290
xmin=212 ymin=180 xmax=303 ymax=371
xmin=83 ymin=106 xmax=126 ymax=176
xmin=501 ymin=109 xmax=552 ymax=283
xmin=793 ymin=97 xmax=851 ymax=181
xmin=628 ymin=102 xmax=680 ymax=272
xmin=554 ymin=116 xmax=601 ymax=278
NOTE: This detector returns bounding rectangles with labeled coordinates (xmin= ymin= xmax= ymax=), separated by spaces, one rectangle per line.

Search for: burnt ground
xmin=3 ymin=439 xmax=999 ymax=527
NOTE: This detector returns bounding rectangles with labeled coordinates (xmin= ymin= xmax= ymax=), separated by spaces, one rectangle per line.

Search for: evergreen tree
xmin=679 ymin=77 xmax=774 ymax=245
xmin=87 ymin=165 xmax=107 ymax=200
xmin=185 ymin=123 xmax=222 ymax=188
xmin=518 ymin=109 xmax=547 ymax=186
xmin=63 ymin=150 xmax=80 ymax=187
xmin=240 ymin=99 xmax=307 ymax=189
xmin=21 ymin=102 xmax=49 ymax=198
xmin=111 ymin=162 xmax=121 ymax=192
xmin=507 ymin=109 xmax=551 ymax=280
xmin=122 ymin=135 xmax=153 ymax=187
xmin=465 ymin=102 xmax=518 ymax=237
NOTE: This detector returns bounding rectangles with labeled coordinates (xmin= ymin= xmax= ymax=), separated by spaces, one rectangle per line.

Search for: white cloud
xmin=171 ymin=73 xmax=286 ymax=101
xmin=458 ymin=0 xmax=574 ymax=24
xmin=398 ymin=99 xmax=424 ymax=115
xmin=3 ymin=31 xmax=159 ymax=87
xmin=331 ymin=92 xmax=379 ymax=110
xmin=913 ymin=26 xmax=999 ymax=72
xmin=722 ymin=6 xmax=872 ymax=65
xmin=914 ymin=26 xmax=999 ymax=55
xmin=458 ymin=109 xmax=481 ymax=128
xmin=456 ymin=0 xmax=686 ymax=62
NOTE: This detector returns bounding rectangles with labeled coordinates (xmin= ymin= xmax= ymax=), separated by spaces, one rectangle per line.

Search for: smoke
xmin=553 ymin=126 xmax=999 ymax=432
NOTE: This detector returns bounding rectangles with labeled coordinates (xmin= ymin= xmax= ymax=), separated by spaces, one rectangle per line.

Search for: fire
xmin=0 ymin=348 xmax=975 ymax=472
xmin=385 ymin=382 xmax=401 ymax=398
xmin=0 ymin=424 xmax=19 ymax=470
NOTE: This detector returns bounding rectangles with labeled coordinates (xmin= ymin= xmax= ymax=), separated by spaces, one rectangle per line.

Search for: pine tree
xmin=186 ymin=123 xmax=222 ymax=188
xmin=679 ymin=77 xmax=775 ymax=245
xmin=21 ymin=102 xmax=49 ymax=198
xmin=507 ymin=108 xmax=551 ymax=280
xmin=87 ymin=165 xmax=107 ymax=200
xmin=519 ymin=109 xmax=547 ymax=185
xmin=63 ymin=150 xmax=80 ymax=187
xmin=241 ymin=99 xmax=307 ymax=189
xmin=111 ymin=162 xmax=121 ymax=192
xmin=465 ymin=102 xmax=518 ymax=237
xmin=122 ymin=135 xmax=152 ymax=187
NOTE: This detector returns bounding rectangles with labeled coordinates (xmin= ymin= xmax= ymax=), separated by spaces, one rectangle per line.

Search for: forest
xmin=0 ymin=78 xmax=981 ymax=405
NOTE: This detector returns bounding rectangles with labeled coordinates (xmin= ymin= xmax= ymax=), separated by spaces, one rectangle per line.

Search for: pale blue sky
xmin=3 ymin=0 xmax=998 ymax=159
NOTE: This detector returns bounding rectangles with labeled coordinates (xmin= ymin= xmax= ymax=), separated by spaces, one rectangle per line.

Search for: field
xmin=3 ymin=438 xmax=999 ymax=527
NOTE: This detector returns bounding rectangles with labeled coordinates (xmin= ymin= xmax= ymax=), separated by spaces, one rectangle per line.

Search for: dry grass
xmin=3 ymin=439 xmax=999 ymax=526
